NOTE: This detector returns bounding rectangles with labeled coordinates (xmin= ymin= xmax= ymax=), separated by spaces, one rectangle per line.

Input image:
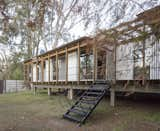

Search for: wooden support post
xmin=31 ymin=63 xmax=33 ymax=82
xmin=27 ymin=64 xmax=29 ymax=82
xmin=68 ymin=88 xmax=73 ymax=100
xmin=93 ymin=44 xmax=96 ymax=83
xmin=48 ymin=88 xmax=51 ymax=96
xmin=113 ymin=44 xmax=117 ymax=84
xmin=48 ymin=54 xmax=50 ymax=84
xmin=78 ymin=43 xmax=80 ymax=84
xmin=56 ymin=51 xmax=58 ymax=84
xmin=36 ymin=62 xmax=38 ymax=83
xmin=142 ymin=25 xmax=146 ymax=86
xmin=110 ymin=90 xmax=115 ymax=107
xmin=41 ymin=58 xmax=44 ymax=83
xmin=65 ymin=47 xmax=68 ymax=84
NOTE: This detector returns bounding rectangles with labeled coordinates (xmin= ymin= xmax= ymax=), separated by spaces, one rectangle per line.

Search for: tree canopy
xmin=0 ymin=0 xmax=159 ymax=79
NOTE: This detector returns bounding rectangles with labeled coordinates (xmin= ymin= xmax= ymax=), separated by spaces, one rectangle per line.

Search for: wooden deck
xmin=32 ymin=84 xmax=90 ymax=90
xmin=110 ymin=85 xmax=160 ymax=94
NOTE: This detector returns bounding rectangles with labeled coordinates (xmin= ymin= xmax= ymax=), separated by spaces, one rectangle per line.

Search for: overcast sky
xmin=1 ymin=0 xmax=160 ymax=58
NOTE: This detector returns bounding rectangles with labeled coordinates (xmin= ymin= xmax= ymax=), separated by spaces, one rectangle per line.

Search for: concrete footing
xmin=110 ymin=90 xmax=115 ymax=107
xmin=48 ymin=88 xmax=51 ymax=96
xmin=68 ymin=89 xmax=74 ymax=100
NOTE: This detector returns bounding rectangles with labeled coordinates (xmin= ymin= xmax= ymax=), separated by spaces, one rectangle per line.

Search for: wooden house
xmin=24 ymin=6 xmax=160 ymax=106
xmin=24 ymin=37 xmax=110 ymax=98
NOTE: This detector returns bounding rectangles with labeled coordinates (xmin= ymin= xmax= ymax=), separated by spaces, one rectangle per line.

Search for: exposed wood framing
xmin=114 ymin=44 xmax=117 ymax=84
xmin=142 ymin=25 xmax=146 ymax=86
xmin=36 ymin=62 xmax=38 ymax=83
xmin=48 ymin=43 xmax=87 ymax=58
xmin=48 ymin=54 xmax=50 ymax=83
xmin=56 ymin=51 xmax=58 ymax=84
xmin=31 ymin=63 xmax=33 ymax=82
xmin=78 ymin=42 xmax=80 ymax=84
xmin=41 ymin=58 xmax=44 ymax=83
xmin=65 ymin=47 xmax=68 ymax=84
xmin=93 ymin=43 xmax=96 ymax=82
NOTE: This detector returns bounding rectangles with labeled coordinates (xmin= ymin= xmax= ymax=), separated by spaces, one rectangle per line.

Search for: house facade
xmin=24 ymin=6 xmax=160 ymax=105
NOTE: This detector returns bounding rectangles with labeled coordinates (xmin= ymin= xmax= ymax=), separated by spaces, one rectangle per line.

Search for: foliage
xmin=8 ymin=62 xmax=23 ymax=80
xmin=0 ymin=0 xmax=159 ymax=80
xmin=0 ymin=0 xmax=159 ymax=55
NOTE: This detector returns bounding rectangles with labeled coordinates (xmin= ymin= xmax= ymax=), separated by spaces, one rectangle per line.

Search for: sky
xmin=1 ymin=0 xmax=160 ymax=58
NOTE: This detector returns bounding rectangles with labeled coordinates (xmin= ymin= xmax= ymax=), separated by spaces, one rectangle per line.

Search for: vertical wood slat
xmin=56 ymin=51 xmax=58 ymax=84
xmin=41 ymin=58 xmax=44 ymax=83
xmin=36 ymin=61 xmax=38 ymax=83
xmin=142 ymin=25 xmax=146 ymax=86
xmin=65 ymin=47 xmax=68 ymax=84
xmin=31 ymin=63 xmax=33 ymax=82
xmin=114 ymin=44 xmax=117 ymax=84
xmin=93 ymin=44 xmax=96 ymax=82
xmin=48 ymin=54 xmax=50 ymax=83
xmin=78 ymin=43 xmax=80 ymax=84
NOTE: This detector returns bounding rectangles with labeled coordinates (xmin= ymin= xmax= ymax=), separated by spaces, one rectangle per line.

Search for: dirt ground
xmin=0 ymin=90 xmax=160 ymax=131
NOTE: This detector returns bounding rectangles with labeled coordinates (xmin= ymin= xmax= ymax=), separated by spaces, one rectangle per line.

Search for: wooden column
xmin=31 ymin=63 xmax=33 ymax=82
xmin=65 ymin=47 xmax=68 ymax=84
xmin=114 ymin=44 xmax=117 ymax=84
xmin=36 ymin=61 xmax=38 ymax=83
xmin=78 ymin=43 xmax=80 ymax=84
xmin=56 ymin=51 xmax=58 ymax=84
xmin=41 ymin=58 xmax=44 ymax=83
xmin=142 ymin=25 xmax=146 ymax=86
xmin=48 ymin=54 xmax=50 ymax=83
xmin=93 ymin=45 xmax=96 ymax=82
xmin=28 ymin=64 xmax=30 ymax=82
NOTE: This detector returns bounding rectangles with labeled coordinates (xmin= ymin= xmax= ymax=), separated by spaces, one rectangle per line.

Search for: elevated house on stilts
xmin=24 ymin=6 xmax=160 ymax=107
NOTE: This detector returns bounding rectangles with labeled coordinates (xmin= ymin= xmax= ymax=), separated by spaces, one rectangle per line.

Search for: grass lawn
xmin=0 ymin=90 xmax=160 ymax=131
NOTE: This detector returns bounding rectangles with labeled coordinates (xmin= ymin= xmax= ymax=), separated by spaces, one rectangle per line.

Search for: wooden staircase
xmin=63 ymin=80 xmax=110 ymax=126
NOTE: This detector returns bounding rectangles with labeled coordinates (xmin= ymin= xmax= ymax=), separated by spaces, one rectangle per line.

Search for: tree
xmin=0 ymin=0 xmax=160 ymax=56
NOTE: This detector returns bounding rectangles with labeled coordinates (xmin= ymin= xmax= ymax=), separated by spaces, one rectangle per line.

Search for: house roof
xmin=24 ymin=36 xmax=92 ymax=63
xmin=137 ymin=5 xmax=160 ymax=18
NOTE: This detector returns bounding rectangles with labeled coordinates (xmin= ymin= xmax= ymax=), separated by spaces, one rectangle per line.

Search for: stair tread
xmin=63 ymin=114 xmax=81 ymax=123
xmin=83 ymin=96 xmax=97 ymax=98
xmin=88 ymin=88 xmax=105 ymax=91
xmin=82 ymin=96 xmax=99 ymax=101
xmin=82 ymin=96 xmax=98 ymax=101
xmin=85 ymin=91 xmax=103 ymax=95
xmin=73 ymin=106 xmax=89 ymax=113
xmin=69 ymin=108 xmax=87 ymax=116
xmin=80 ymin=99 xmax=98 ymax=104
xmin=74 ymin=104 xmax=92 ymax=111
